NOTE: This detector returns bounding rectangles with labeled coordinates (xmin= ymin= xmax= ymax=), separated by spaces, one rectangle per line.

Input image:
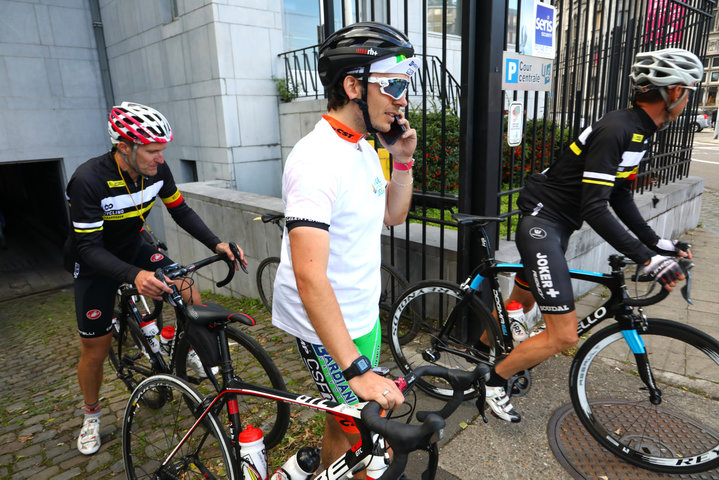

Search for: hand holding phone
xmin=378 ymin=115 xmax=406 ymax=146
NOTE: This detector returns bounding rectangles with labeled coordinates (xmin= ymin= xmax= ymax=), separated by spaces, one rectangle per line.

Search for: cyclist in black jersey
xmin=64 ymin=102 xmax=247 ymax=455
xmin=482 ymin=48 xmax=703 ymax=423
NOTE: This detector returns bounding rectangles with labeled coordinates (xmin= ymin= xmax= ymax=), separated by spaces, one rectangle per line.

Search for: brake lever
xmin=229 ymin=241 xmax=248 ymax=274
xmin=154 ymin=269 xmax=182 ymax=307
xmin=679 ymin=258 xmax=694 ymax=305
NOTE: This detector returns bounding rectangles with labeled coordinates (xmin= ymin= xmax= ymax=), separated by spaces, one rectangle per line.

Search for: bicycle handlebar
xmin=361 ymin=365 xmax=486 ymax=480
xmin=153 ymin=242 xmax=244 ymax=302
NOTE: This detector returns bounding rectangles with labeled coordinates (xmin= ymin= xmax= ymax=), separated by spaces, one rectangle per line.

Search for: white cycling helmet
xmin=108 ymin=102 xmax=173 ymax=145
xmin=629 ymin=48 xmax=704 ymax=93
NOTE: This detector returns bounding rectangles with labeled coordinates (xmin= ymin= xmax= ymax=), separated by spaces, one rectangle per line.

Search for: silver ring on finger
xmin=382 ymin=389 xmax=390 ymax=397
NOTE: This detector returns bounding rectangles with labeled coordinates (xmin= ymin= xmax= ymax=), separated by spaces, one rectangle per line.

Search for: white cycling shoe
xmin=77 ymin=416 xmax=101 ymax=455
xmin=485 ymin=385 xmax=521 ymax=423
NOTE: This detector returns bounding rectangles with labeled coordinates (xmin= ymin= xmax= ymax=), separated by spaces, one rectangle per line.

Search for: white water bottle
xmin=139 ymin=318 xmax=161 ymax=353
xmin=507 ymin=300 xmax=528 ymax=342
xmin=239 ymin=425 xmax=268 ymax=480
xmin=160 ymin=326 xmax=175 ymax=356
xmin=270 ymin=446 xmax=320 ymax=480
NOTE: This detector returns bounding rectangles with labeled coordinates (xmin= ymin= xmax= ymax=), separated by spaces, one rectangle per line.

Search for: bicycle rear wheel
xmin=256 ymin=256 xmax=280 ymax=312
xmin=388 ymin=280 xmax=500 ymax=399
xmin=175 ymin=325 xmax=290 ymax=449
xmin=123 ymin=374 xmax=235 ymax=480
xmin=569 ymin=319 xmax=719 ymax=473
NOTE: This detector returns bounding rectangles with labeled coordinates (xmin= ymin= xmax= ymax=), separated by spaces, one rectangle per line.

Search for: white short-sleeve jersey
xmin=272 ymin=116 xmax=387 ymax=344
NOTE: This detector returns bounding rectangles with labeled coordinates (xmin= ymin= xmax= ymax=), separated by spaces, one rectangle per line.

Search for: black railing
xmin=277 ymin=48 xmax=462 ymax=112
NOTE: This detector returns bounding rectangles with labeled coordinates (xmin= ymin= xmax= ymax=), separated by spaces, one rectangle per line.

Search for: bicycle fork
xmin=621 ymin=327 xmax=663 ymax=405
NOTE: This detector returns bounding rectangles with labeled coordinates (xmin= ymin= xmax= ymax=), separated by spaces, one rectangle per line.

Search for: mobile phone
xmin=379 ymin=115 xmax=406 ymax=146
xmin=371 ymin=366 xmax=390 ymax=377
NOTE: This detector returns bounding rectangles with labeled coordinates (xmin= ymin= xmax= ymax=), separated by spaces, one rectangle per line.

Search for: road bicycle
xmin=107 ymin=243 xmax=290 ymax=448
xmin=254 ymin=214 xmax=409 ymax=326
xmin=388 ymin=213 xmax=719 ymax=474
xmin=123 ymin=344 xmax=485 ymax=480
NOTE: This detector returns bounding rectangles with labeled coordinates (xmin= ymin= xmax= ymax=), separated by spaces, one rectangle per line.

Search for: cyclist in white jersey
xmin=272 ymin=22 xmax=419 ymax=471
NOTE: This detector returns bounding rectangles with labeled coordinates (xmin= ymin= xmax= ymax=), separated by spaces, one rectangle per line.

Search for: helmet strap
xmin=657 ymin=87 xmax=689 ymax=131
xmin=117 ymin=143 xmax=142 ymax=179
xmin=351 ymin=65 xmax=378 ymax=134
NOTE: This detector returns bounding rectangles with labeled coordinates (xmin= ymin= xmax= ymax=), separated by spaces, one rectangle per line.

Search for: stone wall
xmin=163 ymin=176 xmax=704 ymax=301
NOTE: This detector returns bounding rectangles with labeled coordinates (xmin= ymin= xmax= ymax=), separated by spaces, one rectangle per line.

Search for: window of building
xmin=713 ymin=57 xmax=719 ymax=68
xmin=707 ymin=87 xmax=717 ymax=105
xmin=180 ymin=160 xmax=198 ymax=183
xmin=283 ymin=0 xmax=321 ymax=51
xmin=712 ymin=71 xmax=719 ymax=83
xmin=428 ymin=0 xmax=461 ymax=36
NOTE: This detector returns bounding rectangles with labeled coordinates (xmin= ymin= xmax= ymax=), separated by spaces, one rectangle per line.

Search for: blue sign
xmin=535 ymin=3 xmax=554 ymax=48
xmin=505 ymin=58 xmax=520 ymax=83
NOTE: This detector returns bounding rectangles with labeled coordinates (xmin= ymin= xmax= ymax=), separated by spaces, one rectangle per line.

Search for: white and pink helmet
xmin=108 ymin=102 xmax=173 ymax=145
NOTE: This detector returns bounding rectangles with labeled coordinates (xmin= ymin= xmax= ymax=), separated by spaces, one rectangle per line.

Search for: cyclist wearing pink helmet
xmin=65 ymin=101 xmax=247 ymax=455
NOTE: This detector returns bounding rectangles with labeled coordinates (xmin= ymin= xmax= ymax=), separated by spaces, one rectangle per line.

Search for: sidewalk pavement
xmin=0 ymin=189 xmax=718 ymax=479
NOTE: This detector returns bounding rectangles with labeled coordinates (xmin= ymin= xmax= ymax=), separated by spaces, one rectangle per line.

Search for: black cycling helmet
xmin=318 ymin=22 xmax=415 ymax=88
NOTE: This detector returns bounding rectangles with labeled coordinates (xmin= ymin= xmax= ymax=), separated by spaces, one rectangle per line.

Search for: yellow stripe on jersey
xmin=631 ymin=133 xmax=644 ymax=143
xmin=107 ymin=180 xmax=125 ymax=188
xmin=582 ymin=179 xmax=614 ymax=187
xmin=74 ymin=226 xmax=103 ymax=233
xmin=162 ymin=189 xmax=182 ymax=205
xmin=570 ymin=142 xmax=582 ymax=155
xmin=102 ymin=202 xmax=154 ymax=221
xmin=616 ymin=167 xmax=639 ymax=179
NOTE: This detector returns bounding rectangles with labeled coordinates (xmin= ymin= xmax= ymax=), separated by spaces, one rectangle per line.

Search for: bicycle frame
xmin=163 ymin=379 xmax=383 ymax=480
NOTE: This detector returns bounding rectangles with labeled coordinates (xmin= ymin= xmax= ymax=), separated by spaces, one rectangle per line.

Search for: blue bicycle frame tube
xmin=621 ymin=329 xmax=646 ymax=353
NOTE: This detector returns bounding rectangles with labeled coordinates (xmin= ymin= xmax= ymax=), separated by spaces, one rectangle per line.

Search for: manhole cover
xmin=547 ymin=403 xmax=719 ymax=479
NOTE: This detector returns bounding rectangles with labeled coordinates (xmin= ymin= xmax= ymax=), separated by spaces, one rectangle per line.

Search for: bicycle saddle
xmin=186 ymin=302 xmax=255 ymax=328
xmin=453 ymin=213 xmax=504 ymax=227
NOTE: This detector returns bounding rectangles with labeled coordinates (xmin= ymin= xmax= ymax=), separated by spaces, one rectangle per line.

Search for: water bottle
xmin=507 ymin=300 xmax=528 ymax=343
xmin=239 ymin=425 xmax=268 ymax=480
xmin=139 ymin=318 xmax=161 ymax=353
xmin=270 ymin=446 xmax=320 ymax=480
xmin=160 ymin=326 xmax=175 ymax=356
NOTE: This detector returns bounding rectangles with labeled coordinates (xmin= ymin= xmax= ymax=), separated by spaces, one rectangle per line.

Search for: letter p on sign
xmin=506 ymin=59 xmax=519 ymax=83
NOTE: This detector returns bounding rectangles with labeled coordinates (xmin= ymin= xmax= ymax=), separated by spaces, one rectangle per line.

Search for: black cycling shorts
xmin=73 ymin=242 xmax=176 ymax=338
xmin=515 ymin=215 xmax=575 ymax=314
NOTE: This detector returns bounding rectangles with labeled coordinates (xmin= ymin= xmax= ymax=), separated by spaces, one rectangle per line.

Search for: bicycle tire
xmin=379 ymin=263 xmax=409 ymax=343
xmin=123 ymin=374 xmax=236 ymax=480
xmin=108 ymin=306 xmax=166 ymax=408
xmin=256 ymin=256 xmax=280 ymax=312
xmin=569 ymin=319 xmax=719 ymax=473
xmin=175 ymin=325 xmax=290 ymax=450
xmin=388 ymin=280 xmax=501 ymax=399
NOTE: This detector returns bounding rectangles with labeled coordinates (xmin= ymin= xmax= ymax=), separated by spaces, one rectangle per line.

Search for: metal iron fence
xmin=498 ymin=0 xmax=714 ymax=242
xmin=276 ymin=0 xmax=713 ymax=284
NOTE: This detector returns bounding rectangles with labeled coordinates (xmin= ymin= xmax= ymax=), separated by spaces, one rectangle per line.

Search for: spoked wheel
xmin=569 ymin=319 xmax=719 ymax=474
xmin=256 ymin=256 xmax=280 ymax=313
xmin=388 ymin=280 xmax=500 ymax=399
xmin=379 ymin=263 xmax=409 ymax=343
xmin=122 ymin=374 xmax=234 ymax=480
xmin=175 ymin=325 xmax=290 ymax=449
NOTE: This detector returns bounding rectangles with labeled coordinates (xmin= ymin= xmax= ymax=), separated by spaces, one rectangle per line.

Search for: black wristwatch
xmin=342 ymin=355 xmax=371 ymax=381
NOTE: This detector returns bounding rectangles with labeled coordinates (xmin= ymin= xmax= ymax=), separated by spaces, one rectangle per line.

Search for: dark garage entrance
xmin=0 ymin=159 xmax=71 ymax=301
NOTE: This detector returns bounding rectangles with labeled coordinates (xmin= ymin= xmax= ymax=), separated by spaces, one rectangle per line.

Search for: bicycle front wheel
xmin=569 ymin=319 xmax=719 ymax=473
xmin=175 ymin=325 xmax=290 ymax=449
xmin=123 ymin=374 xmax=235 ymax=480
xmin=388 ymin=280 xmax=500 ymax=399
xmin=256 ymin=256 xmax=280 ymax=312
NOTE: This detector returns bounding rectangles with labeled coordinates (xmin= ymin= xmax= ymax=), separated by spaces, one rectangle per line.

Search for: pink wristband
xmin=393 ymin=159 xmax=414 ymax=171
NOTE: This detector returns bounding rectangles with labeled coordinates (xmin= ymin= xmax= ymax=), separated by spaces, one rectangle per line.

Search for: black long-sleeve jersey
xmin=517 ymin=107 xmax=659 ymax=265
xmin=64 ymin=151 xmax=221 ymax=282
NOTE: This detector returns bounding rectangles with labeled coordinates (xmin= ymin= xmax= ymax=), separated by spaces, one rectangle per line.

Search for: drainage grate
xmin=547 ymin=403 xmax=719 ymax=480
